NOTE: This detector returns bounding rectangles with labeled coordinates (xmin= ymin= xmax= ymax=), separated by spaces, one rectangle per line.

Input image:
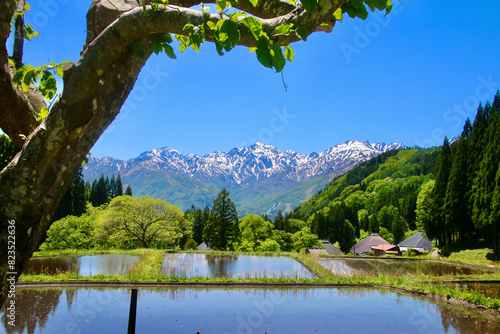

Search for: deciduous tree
xmin=98 ymin=196 xmax=186 ymax=248
xmin=0 ymin=0 xmax=398 ymax=306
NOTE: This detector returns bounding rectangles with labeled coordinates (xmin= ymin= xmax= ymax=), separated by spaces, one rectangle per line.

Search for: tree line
xmin=419 ymin=92 xmax=500 ymax=251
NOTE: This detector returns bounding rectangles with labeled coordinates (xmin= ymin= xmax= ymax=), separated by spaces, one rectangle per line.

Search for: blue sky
xmin=8 ymin=0 xmax=500 ymax=159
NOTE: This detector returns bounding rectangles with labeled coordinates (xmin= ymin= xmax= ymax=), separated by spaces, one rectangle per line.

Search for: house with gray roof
xmin=349 ymin=233 xmax=390 ymax=255
xmin=398 ymin=231 xmax=433 ymax=253
xmin=319 ymin=240 xmax=344 ymax=255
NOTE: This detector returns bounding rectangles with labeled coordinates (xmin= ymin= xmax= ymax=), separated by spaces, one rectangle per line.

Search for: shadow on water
xmin=22 ymin=254 xmax=141 ymax=276
xmin=160 ymin=253 xmax=316 ymax=278
xmin=1 ymin=287 xmax=499 ymax=334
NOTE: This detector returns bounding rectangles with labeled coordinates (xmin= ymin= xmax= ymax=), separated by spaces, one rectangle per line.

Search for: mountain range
xmin=83 ymin=140 xmax=405 ymax=216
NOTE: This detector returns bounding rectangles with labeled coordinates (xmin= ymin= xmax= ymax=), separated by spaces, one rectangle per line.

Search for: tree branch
xmin=12 ymin=0 xmax=24 ymax=67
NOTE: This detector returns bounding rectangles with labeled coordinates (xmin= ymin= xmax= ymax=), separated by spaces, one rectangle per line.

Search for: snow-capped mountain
xmin=83 ymin=140 xmax=405 ymax=215
xmin=84 ymin=140 xmax=405 ymax=185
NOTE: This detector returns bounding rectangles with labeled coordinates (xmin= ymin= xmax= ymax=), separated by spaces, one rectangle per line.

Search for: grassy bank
xmin=20 ymin=249 xmax=500 ymax=311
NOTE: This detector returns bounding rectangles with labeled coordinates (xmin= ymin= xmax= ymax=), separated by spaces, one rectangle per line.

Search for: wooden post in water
xmin=128 ymin=289 xmax=138 ymax=334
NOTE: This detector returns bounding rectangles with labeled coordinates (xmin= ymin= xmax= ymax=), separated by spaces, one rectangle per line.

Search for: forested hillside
xmin=291 ymin=148 xmax=439 ymax=250
xmin=422 ymin=92 xmax=500 ymax=251
xmin=292 ymin=92 xmax=500 ymax=253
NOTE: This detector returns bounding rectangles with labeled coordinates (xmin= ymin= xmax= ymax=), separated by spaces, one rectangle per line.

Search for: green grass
xmin=19 ymin=249 xmax=500 ymax=311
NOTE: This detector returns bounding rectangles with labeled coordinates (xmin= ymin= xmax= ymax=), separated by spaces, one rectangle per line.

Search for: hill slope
xmin=83 ymin=141 xmax=405 ymax=215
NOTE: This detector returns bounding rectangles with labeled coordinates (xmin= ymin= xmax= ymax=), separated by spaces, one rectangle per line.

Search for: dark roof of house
xmin=196 ymin=242 xmax=212 ymax=251
xmin=349 ymin=233 xmax=390 ymax=254
xmin=397 ymin=232 xmax=433 ymax=251
xmin=319 ymin=240 xmax=344 ymax=255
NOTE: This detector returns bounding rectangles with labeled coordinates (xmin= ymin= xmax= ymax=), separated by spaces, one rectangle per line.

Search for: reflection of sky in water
xmin=161 ymin=253 xmax=316 ymax=278
xmin=316 ymin=258 xmax=490 ymax=277
xmin=2 ymin=287 xmax=498 ymax=334
xmin=23 ymin=254 xmax=140 ymax=276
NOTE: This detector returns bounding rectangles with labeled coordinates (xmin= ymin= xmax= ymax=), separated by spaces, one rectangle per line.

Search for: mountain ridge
xmin=83 ymin=140 xmax=406 ymax=215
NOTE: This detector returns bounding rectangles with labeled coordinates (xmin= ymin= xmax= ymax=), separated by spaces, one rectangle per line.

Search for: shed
xmin=371 ymin=244 xmax=400 ymax=256
xmin=319 ymin=240 xmax=344 ymax=255
xmin=349 ymin=233 xmax=390 ymax=255
xmin=398 ymin=232 xmax=433 ymax=253
xmin=196 ymin=242 xmax=213 ymax=251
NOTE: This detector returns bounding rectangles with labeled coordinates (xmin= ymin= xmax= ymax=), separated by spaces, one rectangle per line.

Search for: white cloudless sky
xmin=8 ymin=0 xmax=500 ymax=159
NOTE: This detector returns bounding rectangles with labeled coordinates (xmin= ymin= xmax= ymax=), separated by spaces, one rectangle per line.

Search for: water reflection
xmin=22 ymin=254 xmax=141 ymax=276
xmin=161 ymin=253 xmax=315 ymax=278
xmin=1 ymin=287 xmax=498 ymax=334
xmin=317 ymin=258 xmax=491 ymax=277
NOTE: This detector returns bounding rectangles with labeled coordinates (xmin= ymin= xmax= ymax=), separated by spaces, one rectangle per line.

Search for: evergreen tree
xmin=72 ymin=167 xmax=87 ymax=216
xmin=192 ymin=208 xmax=205 ymax=244
xmin=340 ymin=220 xmax=355 ymax=252
xmin=90 ymin=175 xmax=108 ymax=206
xmin=125 ymin=184 xmax=133 ymax=196
xmin=274 ymin=210 xmax=284 ymax=230
xmin=312 ymin=211 xmax=328 ymax=239
xmin=203 ymin=188 xmax=239 ymax=250
xmin=444 ymin=124 xmax=473 ymax=243
xmin=392 ymin=215 xmax=407 ymax=244
xmin=108 ymin=175 xmax=116 ymax=198
xmin=115 ymin=174 xmax=124 ymax=197
xmin=52 ymin=166 xmax=87 ymax=221
xmin=472 ymin=93 xmax=500 ymax=251
xmin=428 ymin=137 xmax=452 ymax=245
xmin=368 ymin=213 xmax=379 ymax=233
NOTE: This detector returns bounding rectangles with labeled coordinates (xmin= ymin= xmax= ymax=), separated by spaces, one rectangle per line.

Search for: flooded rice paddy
xmin=22 ymin=254 xmax=141 ymax=276
xmin=1 ymin=287 xmax=498 ymax=334
xmin=160 ymin=253 xmax=316 ymax=278
xmin=316 ymin=258 xmax=493 ymax=277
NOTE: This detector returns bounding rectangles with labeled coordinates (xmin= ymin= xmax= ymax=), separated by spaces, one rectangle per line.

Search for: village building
xmin=398 ymin=231 xmax=433 ymax=253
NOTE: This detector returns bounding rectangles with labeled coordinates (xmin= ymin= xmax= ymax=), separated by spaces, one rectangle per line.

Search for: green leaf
xmin=216 ymin=0 xmax=226 ymax=12
xmin=132 ymin=42 xmax=146 ymax=58
xmin=295 ymin=27 xmax=307 ymax=41
xmin=255 ymin=37 xmax=272 ymax=68
xmin=350 ymin=0 xmax=364 ymax=9
xmin=284 ymin=45 xmax=294 ymax=61
xmin=39 ymin=71 xmax=57 ymax=100
xmin=272 ymin=24 xmax=294 ymax=37
xmin=56 ymin=67 xmax=64 ymax=78
xmin=13 ymin=68 xmax=24 ymax=87
xmin=214 ymin=20 xmax=240 ymax=53
xmin=247 ymin=0 xmax=258 ymax=7
xmin=163 ymin=44 xmax=177 ymax=59
xmin=240 ymin=16 xmax=262 ymax=40
xmin=24 ymin=2 xmax=30 ymax=11
xmin=346 ymin=5 xmax=358 ymax=18
xmin=301 ymin=0 xmax=317 ymax=12
xmin=205 ymin=21 xmax=216 ymax=30
xmin=8 ymin=58 xmax=15 ymax=67
xmin=37 ymin=107 xmax=49 ymax=122
xmin=270 ymin=41 xmax=286 ymax=73
xmin=333 ymin=7 xmax=343 ymax=20
xmin=356 ymin=5 xmax=368 ymax=20
xmin=151 ymin=40 xmax=163 ymax=55
xmin=230 ymin=12 xmax=247 ymax=21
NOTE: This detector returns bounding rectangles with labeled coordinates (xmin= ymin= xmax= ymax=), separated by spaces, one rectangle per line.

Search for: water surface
xmin=317 ymin=258 xmax=491 ymax=277
xmin=161 ymin=253 xmax=315 ymax=278
xmin=1 ymin=287 xmax=498 ymax=334
xmin=22 ymin=254 xmax=140 ymax=276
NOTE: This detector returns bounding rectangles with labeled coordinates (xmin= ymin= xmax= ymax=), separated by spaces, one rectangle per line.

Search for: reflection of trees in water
xmin=1 ymin=288 xmax=64 ymax=334
xmin=440 ymin=304 xmax=500 ymax=333
xmin=206 ymin=255 xmax=238 ymax=277
xmin=318 ymin=259 xmax=486 ymax=277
